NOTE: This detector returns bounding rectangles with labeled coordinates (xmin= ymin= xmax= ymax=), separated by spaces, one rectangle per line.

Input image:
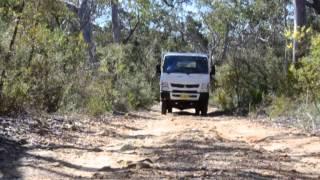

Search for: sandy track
xmin=1 ymin=106 xmax=320 ymax=179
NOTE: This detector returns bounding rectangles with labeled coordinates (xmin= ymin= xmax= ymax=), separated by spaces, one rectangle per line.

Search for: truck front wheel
xmin=195 ymin=108 xmax=200 ymax=116
xmin=161 ymin=102 xmax=167 ymax=115
xmin=201 ymin=104 xmax=208 ymax=116
xmin=199 ymin=98 xmax=208 ymax=116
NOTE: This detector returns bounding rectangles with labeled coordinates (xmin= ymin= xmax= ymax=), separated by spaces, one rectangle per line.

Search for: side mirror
xmin=156 ymin=64 xmax=161 ymax=75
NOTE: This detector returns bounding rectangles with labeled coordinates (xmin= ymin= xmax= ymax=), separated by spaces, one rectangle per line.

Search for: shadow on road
xmin=95 ymin=130 xmax=319 ymax=179
xmin=207 ymin=110 xmax=233 ymax=117
xmin=0 ymin=136 xmax=103 ymax=179
xmin=172 ymin=109 xmax=233 ymax=117
xmin=0 ymin=136 xmax=26 ymax=179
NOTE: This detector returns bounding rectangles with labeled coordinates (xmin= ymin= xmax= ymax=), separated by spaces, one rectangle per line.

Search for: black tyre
xmin=195 ymin=108 xmax=200 ymax=116
xmin=168 ymin=106 xmax=173 ymax=113
xmin=201 ymin=101 xmax=208 ymax=116
xmin=161 ymin=102 xmax=167 ymax=115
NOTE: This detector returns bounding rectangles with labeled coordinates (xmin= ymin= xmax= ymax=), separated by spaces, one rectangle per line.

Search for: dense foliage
xmin=0 ymin=0 xmax=320 ymax=129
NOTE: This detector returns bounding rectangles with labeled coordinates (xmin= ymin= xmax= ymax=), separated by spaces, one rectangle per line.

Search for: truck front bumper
xmin=161 ymin=91 xmax=209 ymax=110
xmin=161 ymin=91 xmax=208 ymax=101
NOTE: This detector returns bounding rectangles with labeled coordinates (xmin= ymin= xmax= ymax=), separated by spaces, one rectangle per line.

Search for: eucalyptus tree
xmin=111 ymin=0 xmax=120 ymax=43
xmin=198 ymin=0 xmax=293 ymax=109
xmin=60 ymin=0 xmax=98 ymax=63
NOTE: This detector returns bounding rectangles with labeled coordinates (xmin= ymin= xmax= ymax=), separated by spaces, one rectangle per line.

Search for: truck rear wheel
xmin=161 ymin=102 xmax=167 ymax=115
xmin=168 ymin=106 xmax=172 ymax=113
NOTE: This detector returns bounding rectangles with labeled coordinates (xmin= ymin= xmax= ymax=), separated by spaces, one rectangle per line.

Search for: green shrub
xmin=290 ymin=34 xmax=320 ymax=111
xmin=213 ymin=47 xmax=291 ymax=113
xmin=86 ymin=95 xmax=110 ymax=116
xmin=268 ymin=96 xmax=293 ymax=117
xmin=96 ymin=44 xmax=157 ymax=112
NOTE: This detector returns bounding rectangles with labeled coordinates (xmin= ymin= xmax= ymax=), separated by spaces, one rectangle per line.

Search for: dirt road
xmin=1 ymin=106 xmax=320 ymax=179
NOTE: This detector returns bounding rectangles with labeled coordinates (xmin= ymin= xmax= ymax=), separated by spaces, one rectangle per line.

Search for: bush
xmin=0 ymin=15 xmax=87 ymax=114
xmin=0 ymin=22 xmax=158 ymax=116
xmin=95 ymin=44 xmax=157 ymax=113
xmin=290 ymin=34 xmax=320 ymax=108
xmin=283 ymin=34 xmax=320 ymax=130
xmin=268 ymin=96 xmax=293 ymax=117
xmin=213 ymin=47 xmax=288 ymax=112
xmin=212 ymin=64 xmax=236 ymax=110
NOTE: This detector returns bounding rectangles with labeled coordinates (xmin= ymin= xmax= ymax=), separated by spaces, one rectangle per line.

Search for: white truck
xmin=157 ymin=52 xmax=215 ymax=116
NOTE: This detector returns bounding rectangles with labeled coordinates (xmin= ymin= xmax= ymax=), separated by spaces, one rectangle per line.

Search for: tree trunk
xmin=284 ymin=1 xmax=289 ymax=75
xmin=78 ymin=0 xmax=97 ymax=63
xmin=221 ymin=24 xmax=230 ymax=62
xmin=79 ymin=0 xmax=92 ymax=44
xmin=293 ymin=0 xmax=307 ymax=64
xmin=111 ymin=0 xmax=121 ymax=43
xmin=63 ymin=0 xmax=97 ymax=64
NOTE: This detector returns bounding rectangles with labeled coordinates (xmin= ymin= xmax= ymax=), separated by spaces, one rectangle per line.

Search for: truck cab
xmin=157 ymin=52 xmax=215 ymax=116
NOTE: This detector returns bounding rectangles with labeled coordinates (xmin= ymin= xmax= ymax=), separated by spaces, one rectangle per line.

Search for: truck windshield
xmin=163 ymin=56 xmax=208 ymax=74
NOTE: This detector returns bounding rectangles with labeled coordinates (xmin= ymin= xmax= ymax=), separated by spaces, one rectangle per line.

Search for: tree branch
xmin=162 ymin=0 xmax=191 ymax=8
xmin=58 ymin=0 xmax=79 ymax=14
xmin=6 ymin=1 xmax=25 ymax=62
xmin=162 ymin=0 xmax=174 ymax=8
xmin=123 ymin=16 xmax=140 ymax=44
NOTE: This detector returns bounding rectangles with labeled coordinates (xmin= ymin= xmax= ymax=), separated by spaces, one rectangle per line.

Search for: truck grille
xmin=171 ymin=84 xmax=199 ymax=88
xmin=171 ymin=83 xmax=184 ymax=88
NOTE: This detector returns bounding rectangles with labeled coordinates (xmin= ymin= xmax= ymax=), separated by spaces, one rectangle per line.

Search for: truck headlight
xmin=161 ymin=82 xmax=169 ymax=91
xmin=200 ymin=83 xmax=209 ymax=92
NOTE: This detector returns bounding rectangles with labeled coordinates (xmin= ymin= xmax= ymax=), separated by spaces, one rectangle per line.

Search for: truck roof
xmin=164 ymin=52 xmax=208 ymax=58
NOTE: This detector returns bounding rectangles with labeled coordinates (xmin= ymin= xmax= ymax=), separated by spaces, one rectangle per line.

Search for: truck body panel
xmin=159 ymin=52 xmax=213 ymax=115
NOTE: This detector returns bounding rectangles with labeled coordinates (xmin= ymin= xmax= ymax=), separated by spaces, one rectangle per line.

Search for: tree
xmin=185 ymin=15 xmax=208 ymax=52
xmin=62 ymin=0 xmax=97 ymax=63
xmin=111 ymin=0 xmax=121 ymax=43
